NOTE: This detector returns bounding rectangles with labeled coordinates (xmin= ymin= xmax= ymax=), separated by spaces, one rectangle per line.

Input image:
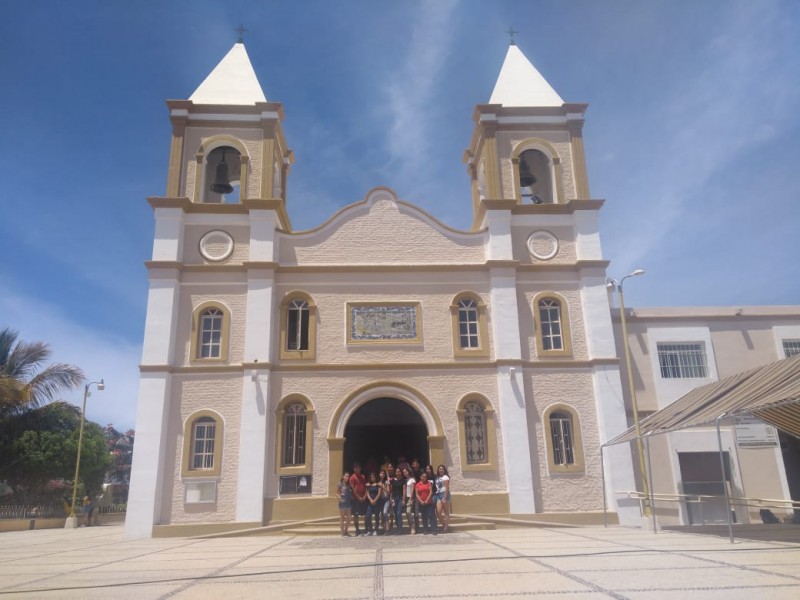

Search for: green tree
xmin=0 ymin=328 xmax=85 ymax=417
xmin=0 ymin=402 xmax=110 ymax=505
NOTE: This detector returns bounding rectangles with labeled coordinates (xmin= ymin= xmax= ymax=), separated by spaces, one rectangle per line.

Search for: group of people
xmin=336 ymin=456 xmax=451 ymax=537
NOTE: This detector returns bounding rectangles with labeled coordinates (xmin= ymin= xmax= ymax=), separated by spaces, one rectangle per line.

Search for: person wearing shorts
xmin=337 ymin=472 xmax=352 ymax=536
xmin=434 ymin=464 xmax=451 ymax=533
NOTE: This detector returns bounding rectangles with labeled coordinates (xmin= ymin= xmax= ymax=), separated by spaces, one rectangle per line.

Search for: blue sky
xmin=1 ymin=0 xmax=798 ymax=430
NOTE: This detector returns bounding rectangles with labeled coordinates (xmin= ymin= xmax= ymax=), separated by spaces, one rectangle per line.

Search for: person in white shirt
xmin=434 ymin=464 xmax=451 ymax=533
xmin=402 ymin=467 xmax=417 ymax=534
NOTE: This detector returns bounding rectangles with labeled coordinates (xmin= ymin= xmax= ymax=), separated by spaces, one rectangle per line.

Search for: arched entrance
xmin=343 ymin=397 xmax=428 ymax=473
xmin=327 ymin=383 xmax=445 ymax=496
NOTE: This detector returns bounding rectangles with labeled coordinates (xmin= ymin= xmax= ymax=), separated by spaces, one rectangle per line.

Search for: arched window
xmin=199 ymin=308 xmax=223 ymax=358
xmin=549 ymin=411 xmax=574 ymax=466
xmin=282 ymin=403 xmax=307 ymax=467
xmin=203 ymin=146 xmax=242 ymax=204
xmin=456 ymin=396 xmax=498 ymax=472
xmin=518 ymin=149 xmax=553 ymax=204
xmin=539 ymin=298 xmax=563 ymax=351
xmin=191 ymin=303 xmax=231 ymax=362
xmin=181 ymin=410 xmax=224 ymax=478
xmin=543 ymin=404 xmax=584 ymax=473
xmin=287 ymin=299 xmax=309 ymax=351
xmin=451 ymin=293 xmax=489 ymax=357
xmin=280 ymin=293 xmax=317 ymax=360
xmin=464 ymin=401 xmax=487 ymax=464
xmin=534 ymin=293 xmax=572 ymax=357
xmin=276 ymin=397 xmax=314 ymax=474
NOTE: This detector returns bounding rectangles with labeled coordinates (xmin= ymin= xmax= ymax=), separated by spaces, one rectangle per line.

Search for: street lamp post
xmin=607 ymin=270 xmax=651 ymax=517
xmin=65 ymin=379 xmax=104 ymax=529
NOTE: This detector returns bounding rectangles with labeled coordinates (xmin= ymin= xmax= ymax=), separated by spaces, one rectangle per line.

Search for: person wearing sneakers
xmin=415 ymin=471 xmax=437 ymax=535
xmin=403 ymin=467 xmax=417 ymax=534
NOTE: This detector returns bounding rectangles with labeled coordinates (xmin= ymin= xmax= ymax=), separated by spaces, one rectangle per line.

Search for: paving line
xmin=466 ymin=532 xmax=629 ymax=600
xmin=0 ymin=536 xmax=205 ymax=593
xmin=373 ymin=547 xmax=384 ymax=600
xmin=157 ymin=535 xmax=295 ymax=599
xmin=547 ymin=527 xmax=800 ymax=584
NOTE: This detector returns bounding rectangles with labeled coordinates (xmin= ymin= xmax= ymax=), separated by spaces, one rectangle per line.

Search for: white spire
xmin=190 ymin=43 xmax=267 ymax=105
xmin=489 ymin=44 xmax=563 ymax=107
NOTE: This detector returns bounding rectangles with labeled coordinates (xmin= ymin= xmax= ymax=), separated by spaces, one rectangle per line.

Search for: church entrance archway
xmin=343 ymin=397 xmax=428 ymax=474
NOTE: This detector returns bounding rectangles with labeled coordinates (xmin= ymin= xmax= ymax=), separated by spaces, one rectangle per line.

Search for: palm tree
xmin=0 ymin=328 xmax=85 ymax=418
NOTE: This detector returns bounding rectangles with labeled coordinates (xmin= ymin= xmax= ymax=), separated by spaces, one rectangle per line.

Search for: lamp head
xmin=97 ymin=379 xmax=105 ymax=391
xmin=630 ymin=269 xmax=645 ymax=277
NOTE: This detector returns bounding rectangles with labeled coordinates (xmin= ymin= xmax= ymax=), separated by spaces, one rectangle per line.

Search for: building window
xmin=287 ymin=299 xmax=309 ymax=351
xmin=538 ymin=299 xmax=563 ymax=350
xmin=459 ymin=299 xmax=480 ymax=348
xmin=451 ymin=293 xmax=489 ymax=357
xmin=282 ymin=403 xmax=307 ymax=467
xmin=191 ymin=303 xmax=230 ymax=362
xmin=198 ymin=308 xmax=223 ymax=358
xmin=783 ymin=339 xmax=800 ymax=358
xmin=657 ymin=343 xmax=708 ymax=378
xmin=533 ymin=293 xmax=572 ymax=357
xmin=464 ymin=402 xmax=487 ymax=464
xmin=456 ymin=396 xmax=498 ymax=472
xmin=191 ymin=417 xmax=217 ymax=470
xmin=549 ymin=412 xmax=575 ymax=466
xmin=280 ymin=293 xmax=317 ymax=360
xmin=275 ymin=396 xmax=314 ymax=474
xmin=543 ymin=404 xmax=584 ymax=473
xmin=182 ymin=411 xmax=223 ymax=478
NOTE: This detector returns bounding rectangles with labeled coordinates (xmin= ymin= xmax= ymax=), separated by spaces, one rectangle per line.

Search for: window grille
xmin=538 ymin=298 xmax=563 ymax=351
xmin=191 ymin=417 xmax=216 ymax=470
xmin=549 ymin=412 xmax=575 ymax=465
xmin=287 ymin=299 xmax=309 ymax=351
xmin=283 ymin=403 xmax=307 ymax=466
xmin=458 ymin=298 xmax=480 ymax=349
xmin=464 ymin=401 xmax=487 ymax=464
xmin=783 ymin=339 xmax=800 ymax=358
xmin=198 ymin=308 xmax=223 ymax=358
xmin=657 ymin=343 xmax=708 ymax=378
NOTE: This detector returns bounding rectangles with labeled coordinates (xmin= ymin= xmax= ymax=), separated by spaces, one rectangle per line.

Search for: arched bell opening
xmin=518 ymin=149 xmax=553 ymax=204
xmin=203 ymin=146 xmax=242 ymax=204
xmin=342 ymin=397 xmax=429 ymax=475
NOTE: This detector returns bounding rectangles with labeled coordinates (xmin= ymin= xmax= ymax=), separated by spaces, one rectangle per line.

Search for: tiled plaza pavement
xmin=0 ymin=525 xmax=799 ymax=599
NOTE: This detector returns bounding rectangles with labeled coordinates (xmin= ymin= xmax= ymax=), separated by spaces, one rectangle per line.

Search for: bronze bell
xmin=210 ymin=150 xmax=234 ymax=195
xmin=519 ymin=160 xmax=536 ymax=192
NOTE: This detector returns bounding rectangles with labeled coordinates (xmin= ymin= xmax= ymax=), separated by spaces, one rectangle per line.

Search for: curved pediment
xmin=278 ymin=188 xmax=486 ymax=266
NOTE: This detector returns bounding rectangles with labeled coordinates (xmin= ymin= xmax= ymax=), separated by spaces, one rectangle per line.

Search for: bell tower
xmin=464 ymin=42 xmax=590 ymax=230
xmin=164 ymin=42 xmax=293 ymax=220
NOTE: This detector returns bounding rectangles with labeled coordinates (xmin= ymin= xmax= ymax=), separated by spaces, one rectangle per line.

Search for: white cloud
xmin=1 ymin=290 xmax=141 ymax=430
xmin=382 ymin=0 xmax=460 ymax=187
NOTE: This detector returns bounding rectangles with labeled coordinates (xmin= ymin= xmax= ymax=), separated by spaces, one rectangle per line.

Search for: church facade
xmin=124 ymin=42 xmax=796 ymax=539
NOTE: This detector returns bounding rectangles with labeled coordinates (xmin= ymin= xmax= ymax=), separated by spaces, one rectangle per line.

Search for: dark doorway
xmin=343 ymin=398 xmax=428 ymax=475
xmin=678 ymin=451 xmax=733 ymax=525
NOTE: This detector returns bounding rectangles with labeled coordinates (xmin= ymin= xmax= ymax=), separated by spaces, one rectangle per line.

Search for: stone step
xmin=279 ymin=521 xmax=495 ymax=536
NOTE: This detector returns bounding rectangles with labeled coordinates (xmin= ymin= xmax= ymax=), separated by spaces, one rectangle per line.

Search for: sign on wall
xmin=734 ymin=415 xmax=779 ymax=448
xmin=347 ymin=303 xmax=422 ymax=344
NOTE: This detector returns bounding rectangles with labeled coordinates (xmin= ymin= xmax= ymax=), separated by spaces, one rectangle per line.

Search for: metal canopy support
xmin=645 ymin=435 xmax=657 ymax=534
xmin=600 ymin=444 xmax=608 ymax=527
xmin=716 ymin=414 xmax=735 ymax=544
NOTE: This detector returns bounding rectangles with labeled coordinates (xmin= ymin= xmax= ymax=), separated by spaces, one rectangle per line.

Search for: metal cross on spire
xmin=506 ymin=26 xmax=518 ymax=45
xmin=235 ymin=25 xmax=248 ymax=44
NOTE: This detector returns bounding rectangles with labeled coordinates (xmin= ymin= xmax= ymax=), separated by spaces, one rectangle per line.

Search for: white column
xmin=580 ymin=274 xmax=639 ymax=525
xmin=126 ymin=220 xmax=182 ymax=537
xmin=489 ymin=267 xmax=536 ymax=513
xmin=591 ymin=366 xmax=640 ymax=525
xmin=235 ymin=269 xmax=274 ymax=522
xmin=125 ymin=374 xmax=172 ymax=538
